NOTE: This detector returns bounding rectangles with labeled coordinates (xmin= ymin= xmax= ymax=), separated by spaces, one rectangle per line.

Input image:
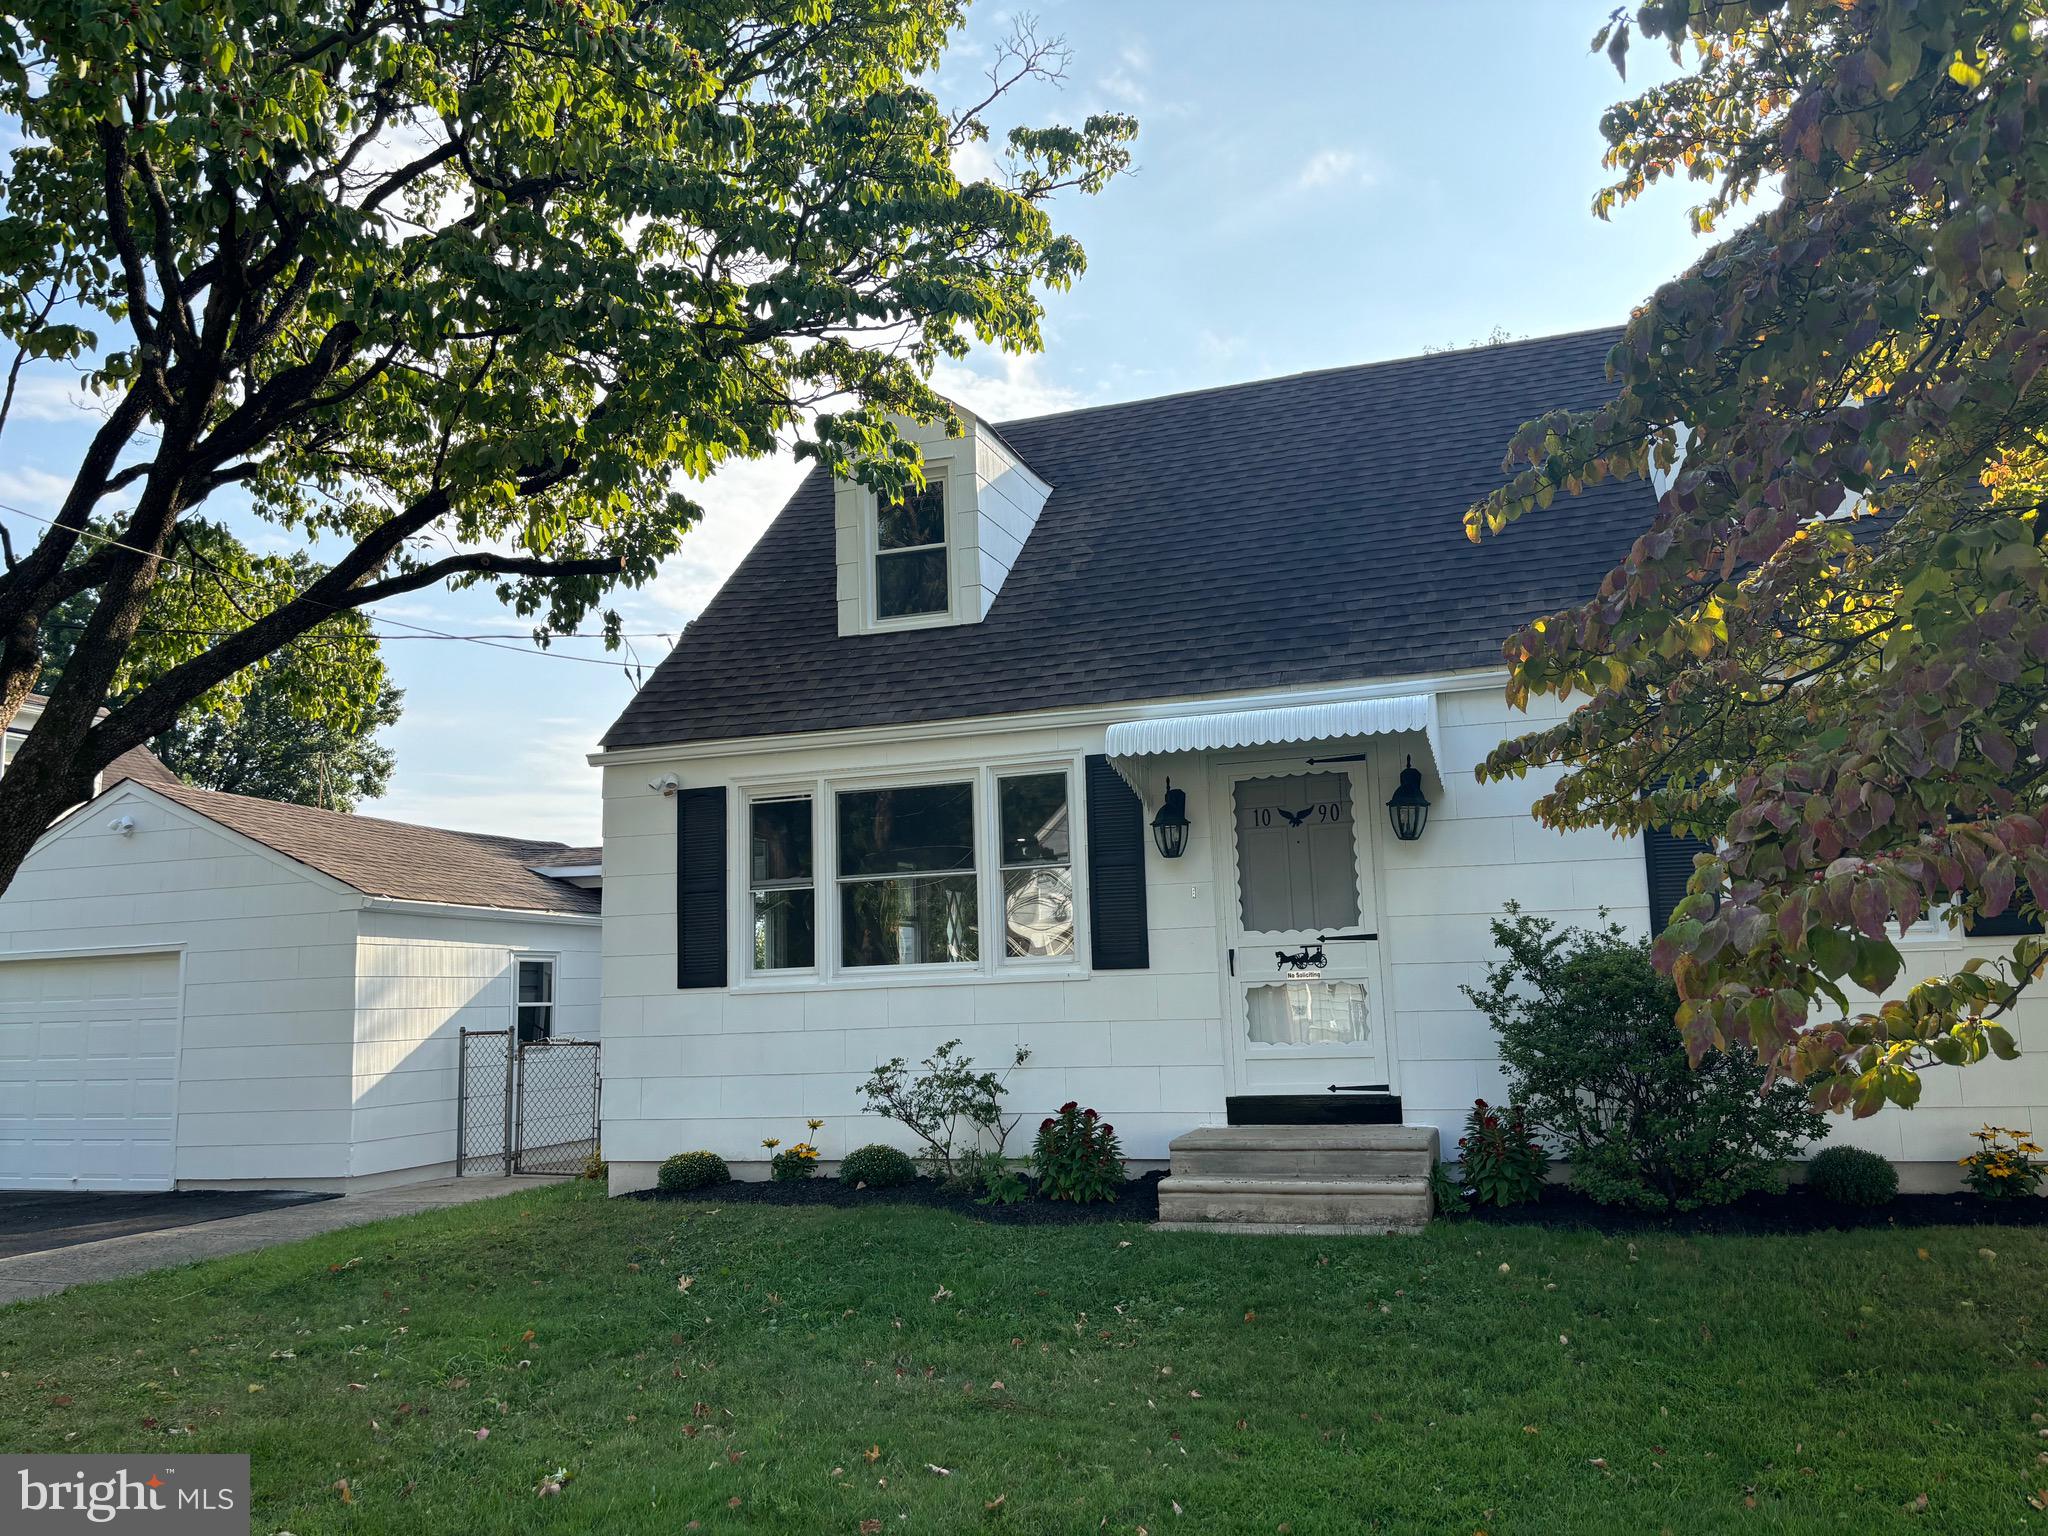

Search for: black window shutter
xmin=1085 ymin=754 xmax=1150 ymax=970
xmin=676 ymin=787 xmax=728 ymax=989
xmin=1643 ymin=823 xmax=1714 ymax=935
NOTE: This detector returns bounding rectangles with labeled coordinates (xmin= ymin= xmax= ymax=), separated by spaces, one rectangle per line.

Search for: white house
xmin=585 ymin=327 xmax=2047 ymax=1202
xmin=0 ymin=773 xmax=601 ymax=1192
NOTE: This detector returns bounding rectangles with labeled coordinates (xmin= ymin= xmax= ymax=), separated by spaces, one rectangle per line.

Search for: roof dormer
xmin=833 ymin=404 xmax=1051 ymax=636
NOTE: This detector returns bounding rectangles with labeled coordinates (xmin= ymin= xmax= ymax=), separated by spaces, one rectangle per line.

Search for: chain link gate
xmin=458 ymin=1028 xmax=599 ymax=1176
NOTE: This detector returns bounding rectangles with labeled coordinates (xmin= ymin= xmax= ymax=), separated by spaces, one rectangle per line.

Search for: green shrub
xmin=1428 ymin=1158 xmax=1470 ymax=1216
xmin=968 ymin=1150 xmax=1030 ymax=1206
xmin=1465 ymin=905 xmax=1827 ymax=1212
xmin=1458 ymin=1099 xmax=1547 ymax=1207
xmin=1031 ymin=1102 xmax=1125 ymax=1203
xmin=856 ymin=1039 xmax=1031 ymax=1183
xmin=1803 ymin=1145 xmax=1899 ymax=1206
xmin=839 ymin=1143 xmax=918 ymax=1189
xmin=657 ymin=1150 xmax=730 ymax=1192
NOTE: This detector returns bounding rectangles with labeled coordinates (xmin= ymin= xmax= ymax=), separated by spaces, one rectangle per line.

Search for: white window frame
xmin=513 ymin=952 xmax=558 ymax=1042
xmin=741 ymin=786 xmax=820 ymax=978
xmin=992 ymin=766 xmax=1080 ymax=965
xmin=726 ymin=754 xmax=1090 ymax=991
xmin=863 ymin=455 xmax=959 ymax=631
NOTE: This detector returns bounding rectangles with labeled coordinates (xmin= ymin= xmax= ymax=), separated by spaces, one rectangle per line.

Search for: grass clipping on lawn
xmin=2 ymin=1182 xmax=2043 ymax=1531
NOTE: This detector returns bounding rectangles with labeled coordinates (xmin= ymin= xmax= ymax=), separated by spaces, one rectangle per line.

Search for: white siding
xmin=597 ymin=679 xmax=1637 ymax=1181
xmin=0 ymin=787 xmax=360 ymax=1182
xmin=349 ymin=909 xmax=601 ymax=1178
xmin=601 ymin=676 xmax=2048 ymax=1189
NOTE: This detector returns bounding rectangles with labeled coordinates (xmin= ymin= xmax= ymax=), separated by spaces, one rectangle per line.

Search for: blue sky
xmin=0 ymin=4 xmax=1711 ymax=845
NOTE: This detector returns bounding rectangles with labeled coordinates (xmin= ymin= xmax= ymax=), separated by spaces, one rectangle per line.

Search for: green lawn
xmin=4 ymin=1184 xmax=2047 ymax=1533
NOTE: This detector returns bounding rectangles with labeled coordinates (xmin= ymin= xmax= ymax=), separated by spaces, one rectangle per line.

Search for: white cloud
xmin=371 ymin=738 xmax=604 ymax=844
xmin=4 ymin=371 xmax=107 ymax=424
xmin=953 ymin=134 xmax=1002 ymax=185
xmin=1292 ymin=147 xmax=1378 ymax=193
xmin=930 ymin=349 xmax=1089 ymax=422
xmin=0 ymin=465 xmax=76 ymax=513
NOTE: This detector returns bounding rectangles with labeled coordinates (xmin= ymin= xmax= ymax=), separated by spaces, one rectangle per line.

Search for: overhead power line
xmin=0 ymin=499 xmax=678 ymax=676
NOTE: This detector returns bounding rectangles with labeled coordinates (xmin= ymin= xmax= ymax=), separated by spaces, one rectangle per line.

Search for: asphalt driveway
xmin=0 ymin=1189 xmax=339 ymax=1260
xmin=0 ymin=1177 xmax=548 ymax=1303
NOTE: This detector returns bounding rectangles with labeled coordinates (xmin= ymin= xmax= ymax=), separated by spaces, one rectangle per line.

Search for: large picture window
xmin=998 ymin=771 xmax=1074 ymax=959
xmin=749 ymin=796 xmax=815 ymax=970
xmin=875 ymin=480 xmax=948 ymax=619
xmin=836 ymin=781 xmax=979 ymax=966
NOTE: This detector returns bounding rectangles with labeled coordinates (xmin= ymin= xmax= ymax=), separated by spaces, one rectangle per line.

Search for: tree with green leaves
xmin=154 ymin=673 xmax=401 ymax=811
xmin=37 ymin=518 xmax=400 ymax=808
xmin=1467 ymin=1 xmax=2047 ymax=1115
xmin=0 ymin=0 xmax=1133 ymax=889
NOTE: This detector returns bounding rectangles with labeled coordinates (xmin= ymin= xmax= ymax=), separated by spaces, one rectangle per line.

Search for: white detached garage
xmin=0 ymin=777 xmax=600 ymax=1192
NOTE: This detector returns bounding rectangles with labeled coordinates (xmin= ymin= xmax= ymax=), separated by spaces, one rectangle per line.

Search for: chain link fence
xmin=458 ymin=1028 xmax=598 ymax=1176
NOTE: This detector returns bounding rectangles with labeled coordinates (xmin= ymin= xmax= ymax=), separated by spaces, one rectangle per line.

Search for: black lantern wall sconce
xmin=1151 ymin=780 xmax=1190 ymax=859
xmin=1385 ymin=756 xmax=1432 ymax=842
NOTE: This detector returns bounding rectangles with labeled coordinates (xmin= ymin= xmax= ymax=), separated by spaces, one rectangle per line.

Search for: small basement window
xmin=516 ymin=956 xmax=555 ymax=1042
xmin=749 ymin=795 xmax=816 ymax=970
xmin=875 ymin=480 xmax=948 ymax=619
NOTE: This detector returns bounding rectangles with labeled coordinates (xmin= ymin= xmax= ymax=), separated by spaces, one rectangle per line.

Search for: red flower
xmin=1083 ymin=1108 xmax=1099 ymax=1121
xmin=1060 ymin=1101 xmax=1079 ymax=1114
xmin=1040 ymin=1118 xmax=1055 ymax=1132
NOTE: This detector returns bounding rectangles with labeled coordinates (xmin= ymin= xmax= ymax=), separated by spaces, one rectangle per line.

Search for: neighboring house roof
xmin=142 ymin=782 xmax=602 ymax=916
xmin=602 ymin=325 xmax=1656 ymax=751
xmin=528 ymin=845 xmax=602 ymax=870
xmin=9 ymin=692 xmax=180 ymax=790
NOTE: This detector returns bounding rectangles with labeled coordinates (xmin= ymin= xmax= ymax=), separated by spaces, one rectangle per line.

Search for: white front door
xmin=1216 ymin=759 xmax=1387 ymax=1097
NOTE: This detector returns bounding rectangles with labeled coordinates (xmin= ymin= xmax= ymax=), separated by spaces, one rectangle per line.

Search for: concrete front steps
xmin=1155 ymin=1124 xmax=1439 ymax=1235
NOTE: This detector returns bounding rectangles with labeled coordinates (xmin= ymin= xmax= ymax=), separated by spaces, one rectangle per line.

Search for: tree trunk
xmin=0 ymin=729 xmax=103 ymax=897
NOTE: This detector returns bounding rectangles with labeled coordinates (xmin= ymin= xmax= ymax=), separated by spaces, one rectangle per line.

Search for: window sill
xmin=729 ymin=963 xmax=1089 ymax=996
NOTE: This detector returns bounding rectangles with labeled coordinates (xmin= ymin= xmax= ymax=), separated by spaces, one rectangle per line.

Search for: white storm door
xmin=1219 ymin=762 xmax=1386 ymax=1095
xmin=0 ymin=951 xmax=183 ymax=1191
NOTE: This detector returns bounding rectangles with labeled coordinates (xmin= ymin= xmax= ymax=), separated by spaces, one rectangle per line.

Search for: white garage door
xmin=0 ymin=951 xmax=182 ymax=1191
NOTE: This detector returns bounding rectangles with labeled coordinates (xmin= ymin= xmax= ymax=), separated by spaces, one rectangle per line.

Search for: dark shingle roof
xmin=145 ymin=782 xmax=601 ymax=915
xmin=603 ymin=326 xmax=1651 ymax=750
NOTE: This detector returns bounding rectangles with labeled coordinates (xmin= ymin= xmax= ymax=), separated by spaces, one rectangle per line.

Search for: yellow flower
xmin=762 ymin=1137 xmax=780 ymax=1151
xmin=807 ymin=1118 xmax=824 ymax=1132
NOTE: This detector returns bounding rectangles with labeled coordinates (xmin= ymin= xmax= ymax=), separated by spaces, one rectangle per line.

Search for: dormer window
xmin=875 ymin=481 xmax=949 ymax=620
xmin=832 ymin=407 xmax=1049 ymax=637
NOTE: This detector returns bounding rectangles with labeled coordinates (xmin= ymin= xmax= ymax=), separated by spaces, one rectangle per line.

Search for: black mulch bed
xmin=1458 ymin=1183 xmax=2048 ymax=1237
xmin=630 ymin=1170 xmax=1164 ymax=1225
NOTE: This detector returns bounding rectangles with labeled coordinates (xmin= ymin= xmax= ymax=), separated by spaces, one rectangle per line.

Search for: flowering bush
xmin=1031 ymin=1102 xmax=1125 ymax=1203
xmin=1457 ymin=1099 xmax=1547 ymax=1208
xmin=1960 ymin=1126 xmax=2044 ymax=1200
xmin=765 ymin=1120 xmax=825 ymax=1182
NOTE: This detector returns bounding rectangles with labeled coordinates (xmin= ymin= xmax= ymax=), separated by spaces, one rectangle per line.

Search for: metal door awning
xmin=1103 ymin=694 xmax=1440 ymax=807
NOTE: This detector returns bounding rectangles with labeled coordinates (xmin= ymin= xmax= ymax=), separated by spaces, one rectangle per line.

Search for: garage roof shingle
xmin=147 ymin=783 xmax=601 ymax=916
